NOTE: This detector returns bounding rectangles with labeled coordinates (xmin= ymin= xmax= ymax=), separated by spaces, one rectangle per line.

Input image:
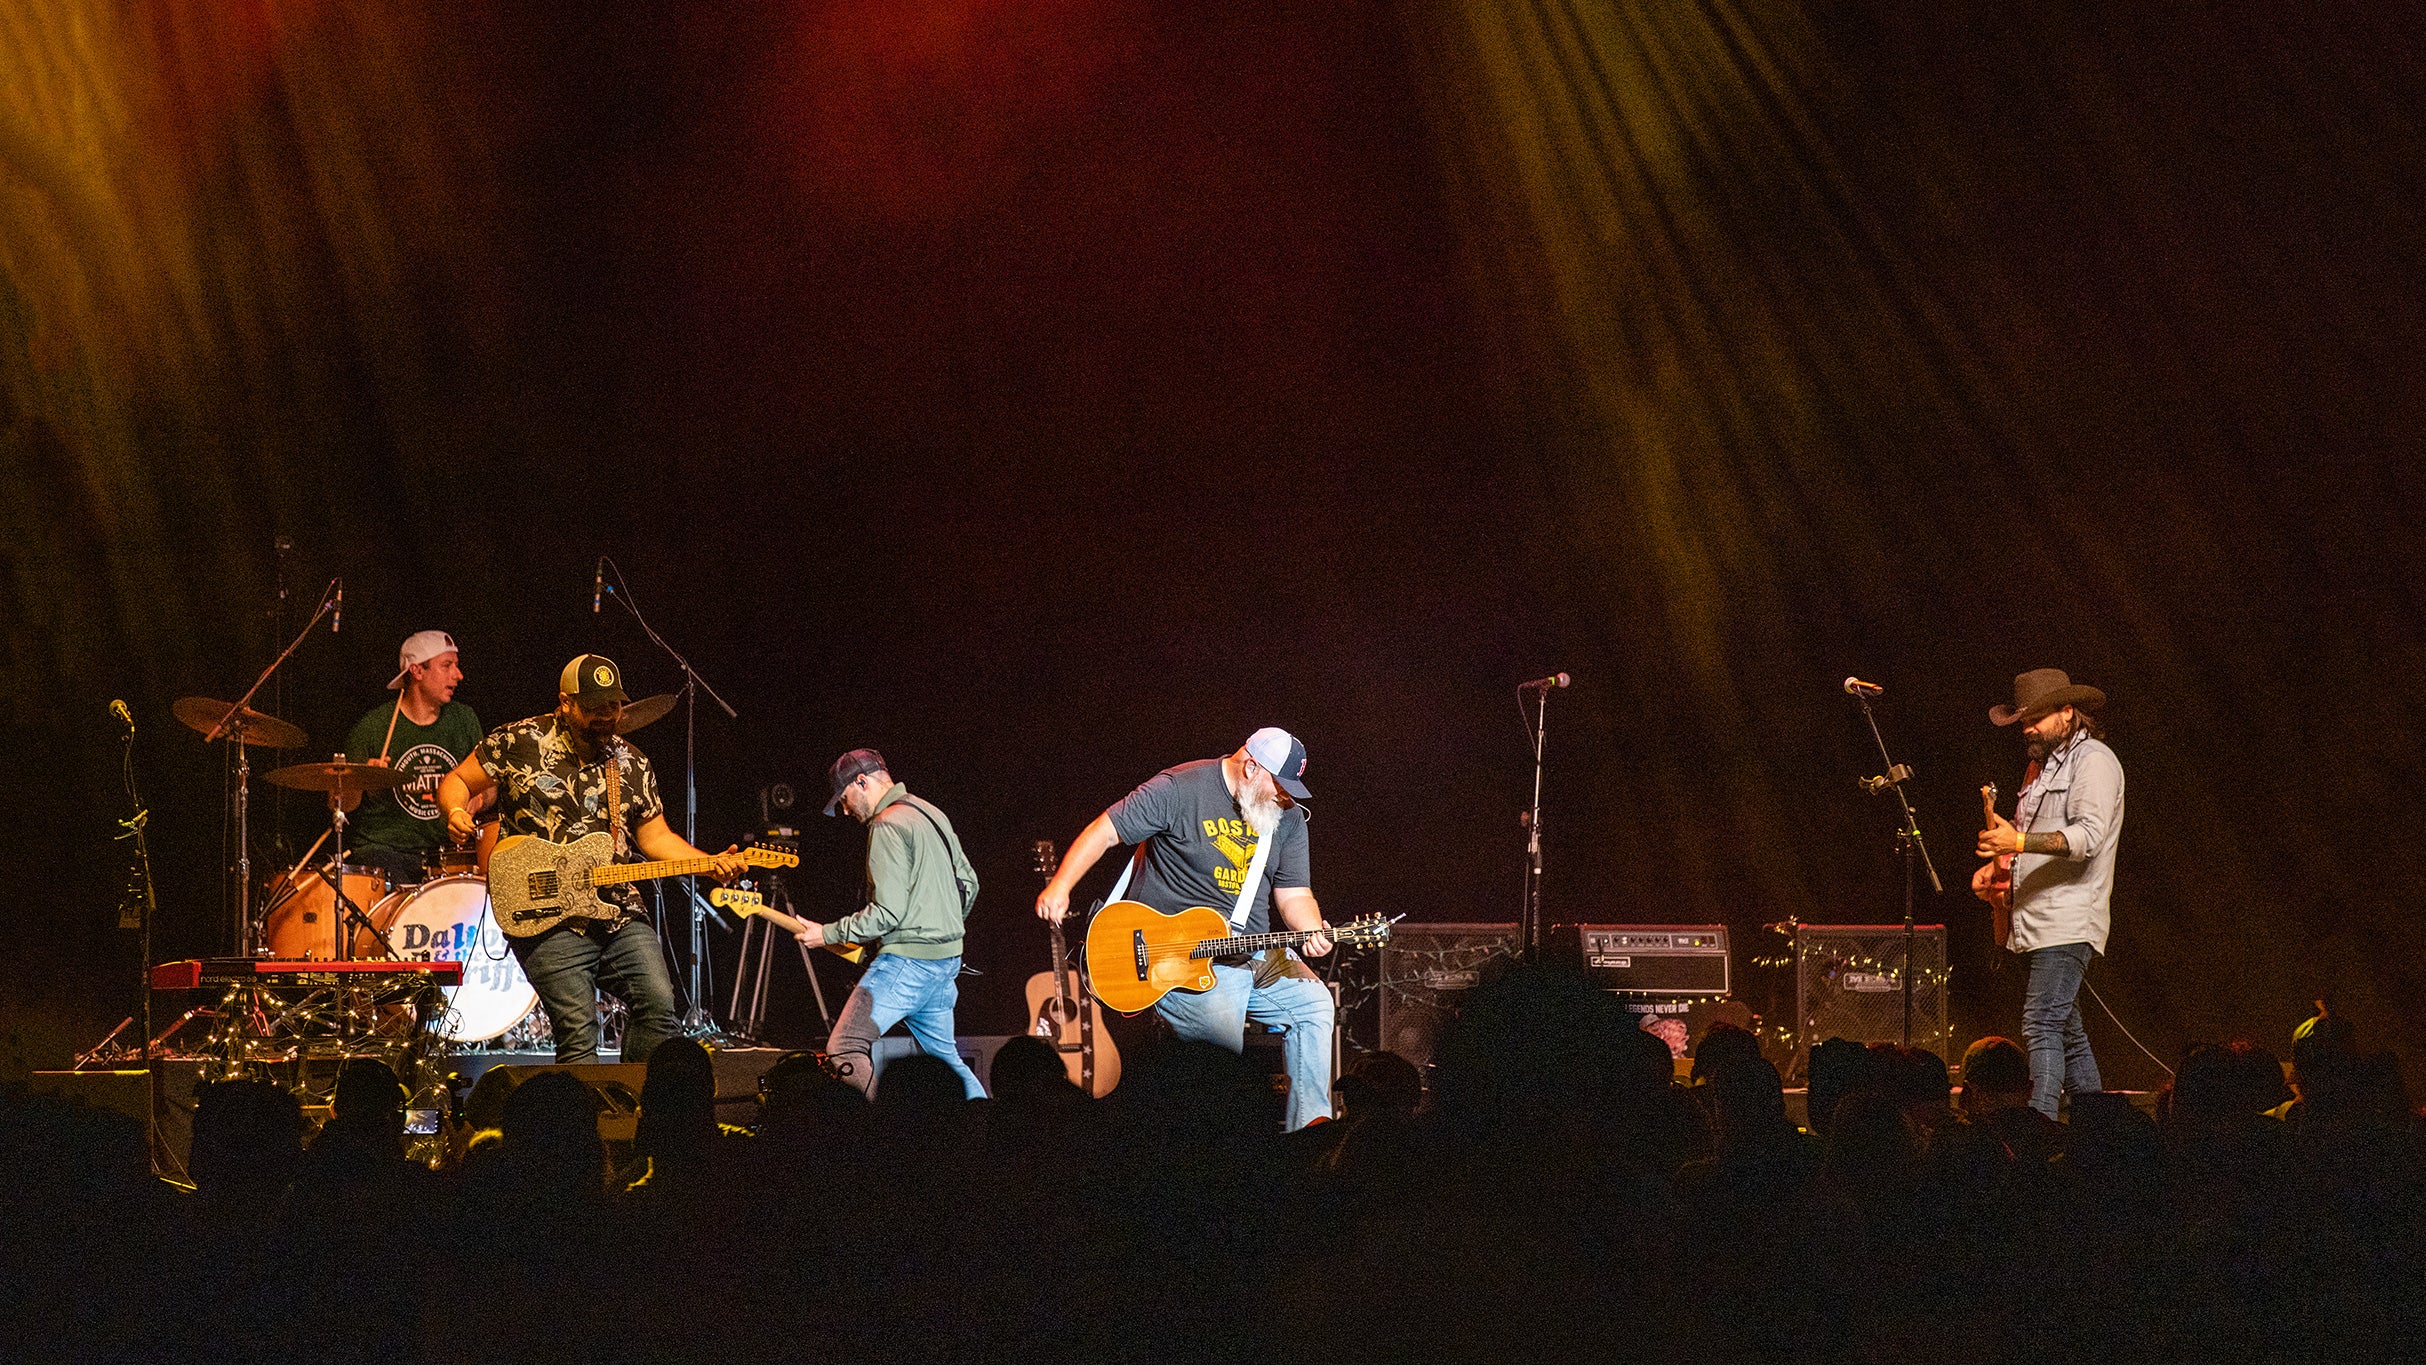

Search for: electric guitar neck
xmin=710 ymin=886 xmax=869 ymax=965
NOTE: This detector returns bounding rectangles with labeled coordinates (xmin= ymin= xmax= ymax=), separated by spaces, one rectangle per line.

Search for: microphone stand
xmin=208 ymin=580 xmax=339 ymax=954
xmin=1521 ymin=682 xmax=1553 ymax=960
xmin=1852 ymin=688 xmax=1943 ymax=1046
xmin=600 ymin=557 xmax=738 ymax=1041
xmin=113 ymin=714 xmax=159 ymax=1065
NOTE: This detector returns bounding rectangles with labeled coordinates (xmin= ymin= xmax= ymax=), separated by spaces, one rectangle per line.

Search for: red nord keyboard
xmin=150 ymin=959 xmax=466 ymax=991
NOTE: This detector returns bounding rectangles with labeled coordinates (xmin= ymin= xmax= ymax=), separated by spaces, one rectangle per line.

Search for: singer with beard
xmin=433 ymin=654 xmax=746 ymax=1065
xmin=1972 ymin=669 xmax=2125 ymax=1118
xmin=1036 ymin=728 xmax=1336 ymax=1130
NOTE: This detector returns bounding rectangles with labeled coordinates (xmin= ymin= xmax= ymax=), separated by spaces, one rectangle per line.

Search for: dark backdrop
xmin=4 ymin=0 xmax=2420 ymax=1090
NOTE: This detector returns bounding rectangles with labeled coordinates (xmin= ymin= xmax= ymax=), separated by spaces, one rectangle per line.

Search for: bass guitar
xmin=1083 ymin=901 xmax=1393 ymax=1015
xmin=709 ymin=886 xmax=870 ymax=965
xmin=487 ymin=832 xmax=797 ymax=938
xmin=1978 ymin=781 xmax=2014 ymax=949
xmin=1023 ymin=840 xmax=1119 ymax=1097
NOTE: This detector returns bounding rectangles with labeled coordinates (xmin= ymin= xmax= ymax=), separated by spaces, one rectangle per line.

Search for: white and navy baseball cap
xmin=1244 ymin=726 xmax=1311 ymax=800
xmin=387 ymin=630 xmax=459 ymax=690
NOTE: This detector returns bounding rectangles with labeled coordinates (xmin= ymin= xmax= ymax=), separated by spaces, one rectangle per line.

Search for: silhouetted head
xmin=2290 ymin=1005 xmax=2358 ymax=1095
xmin=2063 ymin=1091 xmax=2160 ymax=1174
xmin=1119 ymin=1038 xmax=1280 ymax=1149
xmin=1614 ymin=1023 xmax=1679 ymax=1098
xmin=1820 ymin=1088 xmax=1921 ymax=1202
xmin=988 ymin=1035 xmax=1080 ymax=1108
xmin=2171 ymin=1041 xmax=2289 ymax=1125
xmin=1333 ymin=1051 xmax=1423 ymax=1122
xmin=641 ymin=1039 xmax=716 ymax=1115
xmin=635 ymin=1037 xmax=720 ymax=1158
xmin=757 ymin=1051 xmax=865 ymax=1141
xmin=1691 ymin=1023 xmax=1762 ymax=1083
xmin=1430 ymin=963 xmax=1630 ymax=1137
xmin=1873 ymin=1044 xmax=1952 ymax=1120
xmin=1708 ymin=1057 xmax=1792 ymax=1146
xmin=874 ymin=1053 xmax=970 ymax=1112
xmin=1959 ymin=1037 xmax=2032 ymax=1114
xmin=498 ymin=1070 xmax=607 ymax=1196
xmin=1806 ymin=1037 xmax=1878 ymax=1136
xmin=189 ymin=1079 xmax=307 ymax=1198
xmin=332 ymin=1060 xmax=407 ymax=1128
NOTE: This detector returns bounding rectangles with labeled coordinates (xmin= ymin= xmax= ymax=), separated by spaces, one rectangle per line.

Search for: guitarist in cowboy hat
xmin=1972 ymin=669 xmax=2125 ymax=1118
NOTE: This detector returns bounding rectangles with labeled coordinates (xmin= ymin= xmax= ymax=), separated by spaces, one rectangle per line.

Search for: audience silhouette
xmin=6 ymin=970 xmax=2422 ymax=1363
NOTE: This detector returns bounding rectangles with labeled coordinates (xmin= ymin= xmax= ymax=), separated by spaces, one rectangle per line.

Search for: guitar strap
xmin=1103 ymin=827 xmax=1272 ymax=931
xmin=895 ymin=798 xmax=977 ymax=917
xmin=604 ymin=743 xmax=626 ymax=859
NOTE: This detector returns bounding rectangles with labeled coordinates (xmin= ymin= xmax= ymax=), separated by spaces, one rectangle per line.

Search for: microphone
xmin=331 ymin=581 xmax=342 ymax=633
xmin=110 ymin=699 xmax=134 ymax=731
xmin=1518 ymin=672 xmax=1571 ymax=691
xmin=1842 ymin=676 xmax=1883 ymax=697
xmin=593 ymin=558 xmax=604 ymax=614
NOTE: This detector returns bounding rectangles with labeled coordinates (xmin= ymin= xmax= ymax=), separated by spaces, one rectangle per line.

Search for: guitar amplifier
xmin=1794 ymin=924 xmax=1950 ymax=1072
xmin=1576 ymin=924 xmax=1730 ymax=996
xmin=1377 ymin=922 xmax=1522 ymax=1071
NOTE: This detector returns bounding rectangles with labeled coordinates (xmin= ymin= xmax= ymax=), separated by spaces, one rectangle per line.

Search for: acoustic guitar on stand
xmin=1084 ymin=902 xmax=1394 ymax=1015
xmin=1024 ymin=840 xmax=1119 ymax=1097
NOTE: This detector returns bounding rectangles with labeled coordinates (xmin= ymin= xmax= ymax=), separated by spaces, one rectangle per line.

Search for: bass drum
xmin=361 ymin=875 xmax=536 ymax=1043
xmin=262 ymin=864 xmax=392 ymax=961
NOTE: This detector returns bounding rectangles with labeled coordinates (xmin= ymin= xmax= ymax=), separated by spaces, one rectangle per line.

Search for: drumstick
xmin=271 ymin=828 xmax=335 ymax=894
xmin=377 ymin=697 xmax=404 ymax=762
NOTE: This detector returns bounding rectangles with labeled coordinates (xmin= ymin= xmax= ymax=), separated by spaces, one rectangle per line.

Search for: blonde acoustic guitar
xmin=1083 ymin=902 xmax=1393 ymax=1015
xmin=1023 ymin=840 xmax=1119 ymax=1097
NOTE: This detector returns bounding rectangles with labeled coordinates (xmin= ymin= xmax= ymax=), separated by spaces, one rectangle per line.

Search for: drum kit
xmin=166 ymin=688 xmax=678 ymax=1051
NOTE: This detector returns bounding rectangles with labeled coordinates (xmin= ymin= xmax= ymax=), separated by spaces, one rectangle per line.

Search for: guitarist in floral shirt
xmin=437 ymin=654 xmax=746 ymax=1065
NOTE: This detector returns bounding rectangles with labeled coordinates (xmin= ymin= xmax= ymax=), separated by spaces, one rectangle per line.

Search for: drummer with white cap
xmin=342 ymin=630 xmax=485 ymax=886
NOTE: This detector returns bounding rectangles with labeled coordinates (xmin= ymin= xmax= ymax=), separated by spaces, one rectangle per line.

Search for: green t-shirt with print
xmin=344 ymin=700 xmax=483 ymax=857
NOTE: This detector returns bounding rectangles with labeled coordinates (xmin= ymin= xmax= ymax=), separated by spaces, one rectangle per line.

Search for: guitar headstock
xmin=1980 ymin=781 xmax=1998 ymax=816
xmin=710 ymin=886 xmax=767 ymax=916
xmin=1329 ymin=913 xmax=1395 ymax=950
xmin=1032 ymin=839 xmax=1058 ymax=879
xmin=743 ymin=843 xmax=800 ymax=871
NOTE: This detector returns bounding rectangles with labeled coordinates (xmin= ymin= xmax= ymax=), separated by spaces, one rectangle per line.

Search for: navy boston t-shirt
xmin=1103 ymin=758 xmax=1310 ymax=935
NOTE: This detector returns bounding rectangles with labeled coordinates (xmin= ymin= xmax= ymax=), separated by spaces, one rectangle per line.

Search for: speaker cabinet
xmin=1377 ymin=922 xmax=1521 ymax=1071
xmin=1795 ymin=924 xmax=1950 ymax=1071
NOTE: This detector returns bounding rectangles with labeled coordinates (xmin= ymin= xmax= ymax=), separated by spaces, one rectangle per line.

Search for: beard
xmin=563 ymin=708 xmax=618 ymax=757
xmin=2023 ymin=714 xmax=2073 ymax=762
xmin=1240 ymin=784 xmax=1285 ymax=839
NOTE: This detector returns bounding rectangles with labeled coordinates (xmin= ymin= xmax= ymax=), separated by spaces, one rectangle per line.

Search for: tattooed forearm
xmin=2017 ymin=831 xmax=2070 ymax=856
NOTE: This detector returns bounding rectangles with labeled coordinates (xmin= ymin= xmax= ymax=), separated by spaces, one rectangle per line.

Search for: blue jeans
xmin=1155 ymin=957 xmax=1336 ymax=1131
xmin=510 ymin=916 xmax=679 ymax=1066
xmin=2021 ymin=941 xmax=2103 ymax=1118
xmin=827 ymin=953 xmax=985 ymax=1100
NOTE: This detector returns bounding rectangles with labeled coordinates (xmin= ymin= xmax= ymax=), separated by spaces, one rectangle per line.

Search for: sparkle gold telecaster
xmin=486 ymin=832 xmax=796 ymax=938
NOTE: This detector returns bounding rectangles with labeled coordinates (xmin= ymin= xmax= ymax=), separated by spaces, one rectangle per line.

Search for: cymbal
xmin=617 ymin=693 xmax=677 ymax=735
xmin=264 ymin=760 xmax=411 ymax=795
xmin=173 ymin=697 xmax=307 ymax=748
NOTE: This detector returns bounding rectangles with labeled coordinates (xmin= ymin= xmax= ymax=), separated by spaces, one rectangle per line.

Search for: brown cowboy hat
xmin=1989 ymin=668 xmax=2106 ymax=727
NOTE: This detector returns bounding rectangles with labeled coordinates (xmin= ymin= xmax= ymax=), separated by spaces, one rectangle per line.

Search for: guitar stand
xmin=724 ymin=871 xmax=836 ymax=1041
